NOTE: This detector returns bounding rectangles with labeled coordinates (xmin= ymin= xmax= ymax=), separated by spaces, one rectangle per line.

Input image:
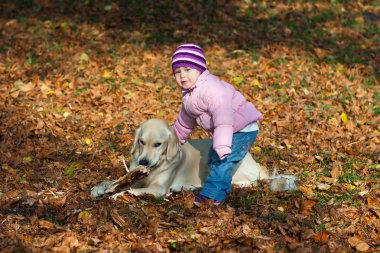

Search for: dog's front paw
xmin=110 ymin=191 xmax=127 ymax=201
xmin=127 ymin=188 xmax=142 ymax=196
xmin=90 ymin=181 xmax=113 ymax=199
xmin=126 ymin=188 xmax=162 ymax=197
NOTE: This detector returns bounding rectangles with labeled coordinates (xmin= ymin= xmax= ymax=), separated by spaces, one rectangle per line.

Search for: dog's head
xmin=131 ymin=119 xmax=180 ymax=169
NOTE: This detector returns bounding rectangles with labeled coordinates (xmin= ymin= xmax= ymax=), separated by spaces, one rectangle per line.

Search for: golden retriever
xmin=110 ymin=118 xmax=296 ymax=199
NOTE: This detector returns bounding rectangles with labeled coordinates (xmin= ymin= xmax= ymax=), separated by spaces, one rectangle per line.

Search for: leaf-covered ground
xmin=0 ymin=0 xmax=379 ymax=252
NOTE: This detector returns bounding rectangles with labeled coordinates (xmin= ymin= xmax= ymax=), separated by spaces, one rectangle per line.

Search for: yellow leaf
xmin=47 ymin=90 xmax=55 ymax=95
xmin=335 ymin=63 xmax=344 ymax=75
xmin=23 ymin=156 xmax=33 ymax=162
xmin=85 ymin=138 xmax=93 ymax=146
xmin=143 ymin=52 xmax=155 ymax=60
xmin=226 ymin=70 xmax=235 ymax=77
xmin=80 ymin=53 xmax=89 ymax=62
xmin=102 ymin=70 xmax=112 ymax=79
xmin=340 ymin=112 xmax=348 ymax=124
xmin=233 ymin=76 xmax=244 ymax=85
xmin=254 ymin=146 xmax=261 ymax=151
xmin=252 ymin=79 xmax=261 ymax=88
xmin=63 ymin=112 xmax=71 ymax=118
xmin=328 ymin=117 xmax=339 ymax=127
xmin=60 ymin=22 xmax=70 ymax=30
xmin=78 ymin=210 xmax=92 ymax=220
xmin=349 ymin=184 xmax=356 ymax=190
xmin=62 ymin=81 xmax=72 ymax=89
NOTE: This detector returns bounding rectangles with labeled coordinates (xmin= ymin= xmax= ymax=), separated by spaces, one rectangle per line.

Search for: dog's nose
xmin=139 ymin=159 xmax=149 ymax=166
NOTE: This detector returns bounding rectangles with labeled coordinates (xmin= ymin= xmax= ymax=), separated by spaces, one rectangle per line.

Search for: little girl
xmin=171 ymin=43 xmax=263 ymax=206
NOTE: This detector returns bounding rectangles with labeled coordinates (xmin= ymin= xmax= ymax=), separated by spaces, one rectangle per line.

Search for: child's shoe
xmin=194 ymin=193 xmax=222 ymax=206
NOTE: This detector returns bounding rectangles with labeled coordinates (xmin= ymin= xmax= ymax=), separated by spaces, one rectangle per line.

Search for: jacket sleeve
xmin=204 ymin=84 xmax=234 ymax=160
xmin=172 ymin=106 xmax=196 ymax=143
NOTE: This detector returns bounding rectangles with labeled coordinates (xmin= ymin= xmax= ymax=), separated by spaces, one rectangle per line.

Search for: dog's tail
xmin=268 ymin=168 xmax=298 ymax=191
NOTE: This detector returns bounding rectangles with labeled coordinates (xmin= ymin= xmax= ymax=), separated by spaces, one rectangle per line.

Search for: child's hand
xmin=215 ymin=146 xmax=231 ymax=160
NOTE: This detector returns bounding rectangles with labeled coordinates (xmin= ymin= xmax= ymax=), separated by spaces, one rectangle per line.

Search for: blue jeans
xmin=200 ymin=131 xmax=258 ymax=201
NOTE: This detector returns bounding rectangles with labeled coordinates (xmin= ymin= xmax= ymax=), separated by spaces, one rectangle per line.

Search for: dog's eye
xmin=139 ymin=139 xmax=145 ymax=145
xmin=153 ymin=142 xmax=162 ymax=147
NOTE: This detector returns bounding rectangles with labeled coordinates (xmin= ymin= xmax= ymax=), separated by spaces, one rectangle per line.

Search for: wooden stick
xmin=104 ymin=165 xmax=150 ymax=194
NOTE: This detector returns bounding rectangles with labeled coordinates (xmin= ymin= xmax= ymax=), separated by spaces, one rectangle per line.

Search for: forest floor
xmin=0 ymin=1 xmax=379 ymax=252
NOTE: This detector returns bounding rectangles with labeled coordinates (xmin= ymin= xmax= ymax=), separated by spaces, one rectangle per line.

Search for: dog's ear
xmin=166 ymin=128 xmax=179 ymax=161
xmin=131 ymin=126 xmax=141 ymax=157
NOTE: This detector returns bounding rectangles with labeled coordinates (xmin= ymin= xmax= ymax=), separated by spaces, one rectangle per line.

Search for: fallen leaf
xmin=299 ymin=186 xmax=315 ymax=195
xmin=254 ymin=146 xmax=261 ymax=151
xmin=348 ymin=236 xmax=370 ymax=252
xmin=300 ymin=199 xmax=316 ymax=215
xmin=252 ymin=79 xmax=262 ymax=88
xmin=110 ymin=209 xmax=126 ymax=228
xmin=13 ymin=80 xmax=35 ymax=92
xmin=49 ymin=196 xmax=67 ymax=208
xmin=38 ymin=220 xmax=56 ymax=229
xmin=23 ymin=156 xmax=33 ymax=162
xmin=233 ymin=76 xmax=244 ymax=85
xmin=80 ymin=52 xmax=89 ymax=62
xmin=367 ymin=197 xmax=379 ymax=207
xmin=85 ymin=138 xmax=93 ymax=146
xmin=330 ymin=167 xmax=340 ymax=179
xmin=115 ymin=65 xmax=126 ymax=78
xmin=102 ymin=70 xmax=112 ymax=79
xmin=316 ymin=182 xmax=331 ymax=190
xmin=34 ymin=118 xmax=45 ymax=130
xmin=340 ymin=112 xmax=348 ymax=124
xmin=313 ymin=231 xmax=329 ymax=244
xmin=78 ymin=210 xmax=92 ymax=220
xmin=328 ymin=117 xmax=339 ymax=127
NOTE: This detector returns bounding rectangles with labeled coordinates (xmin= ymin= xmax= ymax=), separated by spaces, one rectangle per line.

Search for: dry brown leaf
xmin=49 ymin=196 xmax=67 ymax=208
xmin=199 ymin=227 xmax=211 ymax=235
xmin=52 ymin=235 xmax=80 ymax=252
xmin=348 ymin=236 xmax=370 ymax=252
xmin=183 ymin=196 xmax=194 ymax=209
xmin=300 ymin=199 xmax=316 ymax=215
xmin=299 ymin=185 xmax=314 ymax=195
xmin=316 ymin=182 xmax=331 ymax=190
xmin=367 ymin=196 xmax=379 ymax=207
xmin=110 ymin=209 xmax=126 ymax=228
xmin=330 ymin=167 xmax=340 ymax=179
xmin=313 ymin=231 xmax=329 ymax=244
xmin=38 ymin=219 xmax=56 ymax=229
xmin=115 ymin=65 xmax=126 ymax=78
xmin=337 ymin=206 xmax=359 ymax=219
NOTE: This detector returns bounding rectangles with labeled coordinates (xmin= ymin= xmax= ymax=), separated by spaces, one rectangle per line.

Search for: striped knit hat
xmin=171 ymin=43 xmax=207 ymax=74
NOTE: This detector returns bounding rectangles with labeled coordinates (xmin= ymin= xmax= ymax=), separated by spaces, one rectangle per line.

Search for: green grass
xmin=64 ymin=162 xmax=82 ymax=177
xmin=27 ymin=51 xmax=37 ymax=67
xmin=230 ymin=191 xmax=267 ymax=210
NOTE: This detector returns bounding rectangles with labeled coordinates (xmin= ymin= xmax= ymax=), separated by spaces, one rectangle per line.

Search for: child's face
xmin=174 ymin=67 xmax=201 ymax=90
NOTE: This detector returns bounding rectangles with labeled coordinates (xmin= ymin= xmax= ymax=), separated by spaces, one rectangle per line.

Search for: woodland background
xmin=0 ymin=0 xmax=379 ymax=252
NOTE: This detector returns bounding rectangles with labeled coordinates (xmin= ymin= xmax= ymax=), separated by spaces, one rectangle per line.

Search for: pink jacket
xmin=172 ymin=70 xmax=263 ymax=159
